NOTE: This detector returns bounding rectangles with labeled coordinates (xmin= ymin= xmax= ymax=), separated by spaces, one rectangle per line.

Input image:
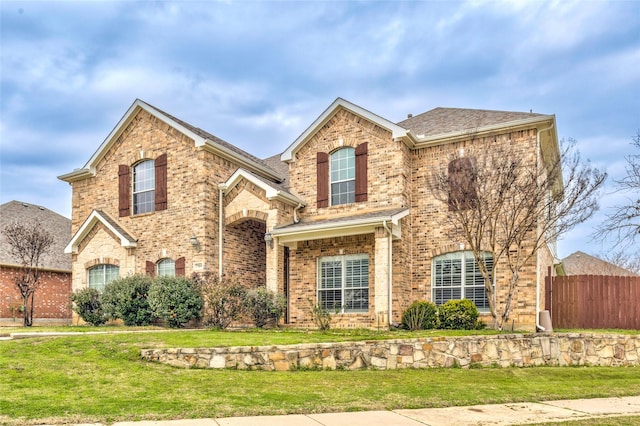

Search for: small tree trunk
xmin=28 ymin=292 xmax=35 ymax=326
xmin=22 ymin=293 xmax=30 ymax=326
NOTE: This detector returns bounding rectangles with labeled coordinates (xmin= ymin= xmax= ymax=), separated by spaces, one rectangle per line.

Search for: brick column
xmin=374 ymin=227 xmax=390 ymax=323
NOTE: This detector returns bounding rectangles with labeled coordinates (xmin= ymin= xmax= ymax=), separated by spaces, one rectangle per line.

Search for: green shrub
xmin=192 ymin=272 xmax=247 ymax=329
xmin=149 ymin=276 xmax=203 ymax=328
xmin=308 ymin=299 xmax=332 ymax=331
xmin=438 ymin=299 xmax=480 ymax=330
xmin=401 ymin=300 xmax=438 ymax=330
xmin=246 ymin=287 xmax=286 ymax=328
xmin=102 ymin=275 xmax=154 ymax=326
xmin=71 ymin=288 xmax=107 ymax=326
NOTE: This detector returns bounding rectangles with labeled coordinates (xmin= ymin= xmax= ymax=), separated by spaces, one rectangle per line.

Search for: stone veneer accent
xmin=141 ymin=333 xmax=640 ymax=371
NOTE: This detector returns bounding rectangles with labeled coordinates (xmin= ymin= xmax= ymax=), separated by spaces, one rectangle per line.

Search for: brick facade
xmin=61 ymin=99 xmax=558 ymax=331
xmin=0 ymin=265 xmax=71 ymax=320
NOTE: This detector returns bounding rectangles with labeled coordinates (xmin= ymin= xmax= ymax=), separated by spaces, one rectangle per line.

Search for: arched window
xmin=157 ymin=258 xmax=175 ymax=277
xmin=133 ymin=159 xmax=155 ymax=214
xmin=87 ymin=264 xmax=119 ymax=292
xmin=330 ymin=147 xmax=355 ymax=205
xmin=432 ymin=251 xmax=491 ymax=311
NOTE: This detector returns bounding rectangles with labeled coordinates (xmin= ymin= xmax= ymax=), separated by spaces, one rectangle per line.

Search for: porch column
xmin=265 ymin=210 xmax=279 ymax=293
xmin=374 ymin=227 xmax=390 ymax=324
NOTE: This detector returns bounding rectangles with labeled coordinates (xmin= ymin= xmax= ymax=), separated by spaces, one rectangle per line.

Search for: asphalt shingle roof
xmin=0 ymin=201 xmax=71 ymax=271
xmin=397 ymin=107 xmax=549 ymax=137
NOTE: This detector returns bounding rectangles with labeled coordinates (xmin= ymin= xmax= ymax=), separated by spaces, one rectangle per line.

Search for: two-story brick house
xmin=59 ymin=98 xmax=559 ymax=330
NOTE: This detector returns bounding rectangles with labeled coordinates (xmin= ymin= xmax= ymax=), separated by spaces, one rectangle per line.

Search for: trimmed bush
xmin=193 ymin=272 xmax=248 ymax=329
xmin=149 ymin=276 xmax=203 ymax=328
xmin=102 ymin=275 xmax=154 ymax=326
xmin=401 ymin=300 xmax=438 ymax=330
xmin=71 ymin=288 xmax=107 ymax=326
xmin=438 ymin=299 xmax=480 ymax=330
xmin=246 ymin=287 xmax=286 ymax=328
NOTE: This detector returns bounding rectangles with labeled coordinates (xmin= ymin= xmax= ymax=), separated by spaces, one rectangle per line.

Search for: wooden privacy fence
xmin=545 ymin=273 xmax=640 ymax=329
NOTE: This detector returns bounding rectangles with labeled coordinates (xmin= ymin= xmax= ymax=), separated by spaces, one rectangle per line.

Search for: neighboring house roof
xmin=560 ymin=251 xmax=638 ymax=276
xmin=65 ymin=210 xmax=137 ymax=254
xmin=272 ymin=207 xmax=409 ymax=248
xmin=0 ymin=201 xmax=71 ymax=272
xmin=58 ymin=99 xmax=284 ymax=185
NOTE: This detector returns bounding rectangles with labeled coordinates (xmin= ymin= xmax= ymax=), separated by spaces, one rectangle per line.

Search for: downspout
xmin=535 ymin=121 xmax=555 ymax=332
xmin=219 ymin=187 xmax=224 ymax=278
xmin=382 ymin=220 xmax=393 ymax=326
xmin=293 ymin=203 xmax=303 ymax=224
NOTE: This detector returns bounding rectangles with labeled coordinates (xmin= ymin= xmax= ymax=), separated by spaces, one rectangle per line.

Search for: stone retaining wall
xmin=141 ymin=333 xmax=640 ymax=371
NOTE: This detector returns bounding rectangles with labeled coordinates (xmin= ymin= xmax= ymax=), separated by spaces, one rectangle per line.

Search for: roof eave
xmin=200 ymin=141 xmax=284 ymax=183
xmin=220 ymin=169 xmax=304 ymax=207
xmin=281 ymin=98 xmax=413 ymax=162
xmin=271 ymin=208 xmax=409 ymax=247
xmin=412 ymin=115 xmax=556 ymax=148
xmin=57 ymin=168 xmax=94 ymax=183
xmin=65 ymin=211 xmax=137 ymax=254
xmin=58 ymin=99 xmax=283 ymax=184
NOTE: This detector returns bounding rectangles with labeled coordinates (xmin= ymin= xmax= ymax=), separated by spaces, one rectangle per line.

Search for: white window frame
xmin=317 ymin=254 xmax=369 ymax=313
xmin=330 ymin=147 xmax=355 ymax=206
xmin=87 ymin=264 xmax=119 ymax=293
xmin=432 ymin=251 xmax=492 ymax=312
xmin=157 ymin=258 xmax=175 ymax=277
xmin=132 ymin=159 xmax=155 ymax=214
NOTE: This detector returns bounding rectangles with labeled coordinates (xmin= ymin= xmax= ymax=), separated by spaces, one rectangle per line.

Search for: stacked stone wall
xmin=142 ymin=333 xmax=640 ymax=371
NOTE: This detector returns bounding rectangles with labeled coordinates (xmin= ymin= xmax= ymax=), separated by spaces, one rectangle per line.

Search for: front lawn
xmin=1 ymin=328 xmax=639 ymax=425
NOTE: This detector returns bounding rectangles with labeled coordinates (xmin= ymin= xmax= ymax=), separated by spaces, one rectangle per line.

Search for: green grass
xmin=1 ymin=328 xmax=639 ymax=425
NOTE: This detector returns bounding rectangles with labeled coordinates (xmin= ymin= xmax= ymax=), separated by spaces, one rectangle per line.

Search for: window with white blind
xmin=318 ymin=254 xmax=369 ymax=313
xmin=87 ymin=264 xmax=119 ymax=293
xmin=432 ymin=251 xmax=492 ymax=311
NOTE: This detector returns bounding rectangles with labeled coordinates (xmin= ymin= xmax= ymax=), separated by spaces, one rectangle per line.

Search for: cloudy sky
xmin=1 ymin=0 xmax=638 ymax=259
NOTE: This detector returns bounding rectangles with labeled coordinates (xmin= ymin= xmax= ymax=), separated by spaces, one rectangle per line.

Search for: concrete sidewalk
xmin=60 ymin=395 xmax=640 ymax=426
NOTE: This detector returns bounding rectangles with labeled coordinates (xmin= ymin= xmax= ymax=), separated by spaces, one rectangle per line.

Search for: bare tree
xmin=2 ymin=221 xmax=54 ymax=326
xmin=595 ymin=130 xmax=640 ymax=252
xmin=601 ymin=250 xmax=640 ymax=275
xmin=429 ymin=138 xmax=606 ymax=329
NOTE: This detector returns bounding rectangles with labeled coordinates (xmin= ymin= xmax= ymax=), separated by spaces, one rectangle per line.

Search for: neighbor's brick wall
xmin=0 ymin=265 xmax=71 ymax=319
xmin=409 ymin=130 xmax=542 ymax=330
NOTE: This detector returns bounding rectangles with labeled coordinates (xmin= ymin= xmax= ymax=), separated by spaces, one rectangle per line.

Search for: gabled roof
xmin=64 ymin=210 xmax=137 ymax=254
xmin=220 ymin=168 xmax=304 ymax=207
xmin=0 ymin=201 xmax=71 ymax=272
xmin=58 ymin=99 xmax=284 ymax=184
xmin=271 ymin=207 xmax=409 ymax=248
xmin=560 ymin=251 xmax=638 ymax=276
xmin=280 ymin=98 xmax=415 ymax=162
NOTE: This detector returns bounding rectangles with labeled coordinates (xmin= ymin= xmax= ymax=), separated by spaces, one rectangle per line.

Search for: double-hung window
xmin=133 ymin=160 xmax=155 ymax=214
xmin=432 ymin=251 xmax=491 ymax=311
xmin=330 ymin=148 xmax=355 ymax=205
xmin=318 ymin=254 xmax=369 ymax=313
xmin=87 ymin=264 xmax=119 ymax=292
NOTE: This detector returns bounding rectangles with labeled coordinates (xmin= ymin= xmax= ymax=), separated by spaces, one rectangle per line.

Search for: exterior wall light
xmin=190 ymin=236 xmax=201 ymax=251
xmin=264 ymin=232 xmax=274 ymax=249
